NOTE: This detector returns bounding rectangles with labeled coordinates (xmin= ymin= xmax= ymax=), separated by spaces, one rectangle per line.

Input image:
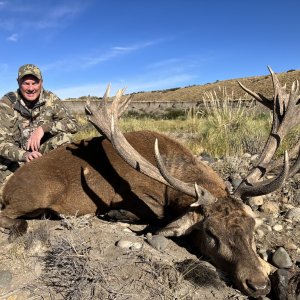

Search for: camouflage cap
xmin=17 ymin=64 xmax=42 ymax=80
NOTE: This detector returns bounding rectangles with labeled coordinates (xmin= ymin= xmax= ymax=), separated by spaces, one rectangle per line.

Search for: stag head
xmin=85 ymin=67 xmax=300 ymax=298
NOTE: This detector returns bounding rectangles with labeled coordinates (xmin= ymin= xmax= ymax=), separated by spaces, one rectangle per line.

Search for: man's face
xmin=18 ymin=75 xmax=42 ymax=102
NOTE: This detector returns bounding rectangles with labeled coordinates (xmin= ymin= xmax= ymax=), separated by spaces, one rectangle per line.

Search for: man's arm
xmin=40 ymin=93 xmax=79 ymax=135
xmin=0 ymin=102 xmax=28 ymax=162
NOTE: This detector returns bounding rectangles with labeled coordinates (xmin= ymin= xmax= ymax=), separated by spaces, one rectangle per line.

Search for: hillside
xmin=128 ymin=69 xmax=300 ymax=102
xmin=69 ymin=69 xmax=300 ymax=102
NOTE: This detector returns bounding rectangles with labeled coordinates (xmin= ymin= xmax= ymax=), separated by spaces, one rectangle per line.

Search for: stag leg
xmin=156 ymin=210 xmax=202 ymax=237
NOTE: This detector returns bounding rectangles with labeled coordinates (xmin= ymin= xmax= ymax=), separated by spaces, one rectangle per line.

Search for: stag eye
xmin=205 ymin=229 xmax=219 ymax=248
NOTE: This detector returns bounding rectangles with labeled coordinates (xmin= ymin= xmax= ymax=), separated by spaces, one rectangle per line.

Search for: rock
xmin=293 ymin=191 xmax=300 ymax=204
xmin=260 ymin=201 xmax=280 ymax=214
xmin=270 ymin=269 xmax=300 ymax=300
xmin=285 ymin=208 xmax=300 ymax=222
xmin=272 ymin=247 xmax=293 ymax=269
xmin=0 ymin=270 xmax=12 ymax=288
xmin=243 ymin=152 xmax=252 ymax=158
xmin=273 ymin=224 xmax=283 ymax=232
xmin=146 ymin=233 xmax=169 ymax=251
xmin=281 ymin=196 xmax=289 ymax=204
xmin=258 ymin=249 xmax=269 ymax=261
xmin=116 ymin=238 xmax=142 ymax=250
xmin=248 ymin=196 xmax=264 ymax=207
xmin=199 ymin=152 xmax=215 ymax=164
xmin=250 ymin=154 xmax=259 ymax=163
xmin=224 ymin=180 xmax=233 ymax=192
xmin=256 ymin=229 xmax=265 ymax=239
xmin=284 ymin=242 xmax=297 ymax=250
xmin=231 ymin=178 xmax=242 ymax=190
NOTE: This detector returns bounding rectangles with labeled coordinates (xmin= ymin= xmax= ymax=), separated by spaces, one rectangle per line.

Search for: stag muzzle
xmin=234 ymin=261 xmax=271 ymax=298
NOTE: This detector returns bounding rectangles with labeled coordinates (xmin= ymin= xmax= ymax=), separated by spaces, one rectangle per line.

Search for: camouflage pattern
xmin=0 ymin=88 xmax=79 ymax=182
xmin=18 ymin=64 xmax=42 ymax=80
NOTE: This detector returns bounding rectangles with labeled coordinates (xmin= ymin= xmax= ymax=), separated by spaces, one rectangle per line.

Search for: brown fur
xmin=0 ymin=130 xmax=270 ymax=298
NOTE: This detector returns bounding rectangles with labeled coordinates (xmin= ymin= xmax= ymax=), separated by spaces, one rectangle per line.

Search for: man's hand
xmin=25 ymin=151 xmax=43 ymax=162
xmin=26 ymin=126 xmax=44 ymax=151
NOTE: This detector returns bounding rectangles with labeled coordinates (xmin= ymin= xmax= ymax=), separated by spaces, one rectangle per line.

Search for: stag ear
xmin=156 ymin=210 xmax=204 ymax=237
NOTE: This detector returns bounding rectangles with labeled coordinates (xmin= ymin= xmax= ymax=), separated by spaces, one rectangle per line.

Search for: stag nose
xmin=245 ymin=278 xmax=271 ymax=296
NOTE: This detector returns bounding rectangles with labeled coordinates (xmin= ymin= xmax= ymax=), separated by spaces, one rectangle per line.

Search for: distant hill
xmin=68 ymin=69 xmax=300 ymax=102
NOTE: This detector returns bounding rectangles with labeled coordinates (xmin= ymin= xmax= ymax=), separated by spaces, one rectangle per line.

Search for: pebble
xmin=272 ymin=247 xmax=293 ymax=269
xmin=284 ymin=242 xmax=297 ymax=250
xmin=250 ymin=154 xmax=259 ymax=163
xmin=255 ymin=229 xmax=265 ymax=239
xmin=258 ymin=249 xmax=269 ymax=261
xmin=248 ymin=196 xmax=264 ymax=207
xmin=272 ymin=224 xmax=283 ymax=232
xmin=260 ymin=201 xmax=279 ymax=214
xmin=146 ymin=233 xmax=169 ymax=251
xmin=285 ymin=207 xmax=300 ymax=222
xmin=231 ymin=178 xmax=242 ymax=189
xmin=199 ymin=152 xmax=215 ymax=164
xmin=243 ymin=153 xmax=252 ymax=158
xmin=116 ymin=238 xmax=143 ymax=250
xmin=0 ymin=270 xmax=12 ymax=288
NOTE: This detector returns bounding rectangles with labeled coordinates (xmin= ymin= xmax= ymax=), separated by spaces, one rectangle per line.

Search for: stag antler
xmin=234 ymin=67 xmax=300 ymax=198
xmin=85 ymin=84 xmax=132 ymax=139
xmin=85 ymin=85 xmax=216 ymax=206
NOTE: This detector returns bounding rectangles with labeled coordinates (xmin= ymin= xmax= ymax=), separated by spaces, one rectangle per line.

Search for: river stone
xmin=273 ymin=224 xmax=283 ymax=232
xmin=272 ymin=247 xmax=293 ymax=269
xmin=116 ymin=238 xmax=142 ymax=250
xmin=260 ymin=201 xmax=280 ymax=214
xmin=285 ymin=207 xmax=300 ymax=222
xmin=229 ymin=175 xmax=242 ymax=190
xmin=146 ymin=234 xmax=169 ymax=251
xmin=248 ymin=196 xmax=264 ymax=207
xmin=270 ymin=269 xmax=300 ymax=300
xmin=0 ymin=270 xmax=12 ymax=288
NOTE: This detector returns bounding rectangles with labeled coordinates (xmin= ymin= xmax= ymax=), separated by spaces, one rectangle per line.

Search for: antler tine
xmin=86 ymin=85 xmax=129 ymax=139
xmin=109 ymin=105 xmax=215 ymax=205
xmin=234 ymin=67 xmax=300 ymax=198
xmin=102 ymin=83 xmax=111 ymax=100
xmin=238 ymin=81 xmax=273 ymax=110
xmin=154 ymin=139 xmax=216 ymax=205
xmin=234 ymin=151 xmax=290 ymax=198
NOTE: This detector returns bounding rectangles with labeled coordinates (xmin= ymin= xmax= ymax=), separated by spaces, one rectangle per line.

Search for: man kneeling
xmin=0 ymin=64 xmax=78 ymax=191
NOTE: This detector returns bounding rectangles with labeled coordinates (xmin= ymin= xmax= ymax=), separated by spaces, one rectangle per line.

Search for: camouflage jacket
xmin=0 ymin=88 xmax=79 ymax=162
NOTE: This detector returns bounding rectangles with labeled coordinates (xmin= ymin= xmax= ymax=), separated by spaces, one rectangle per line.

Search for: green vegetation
xmin=73 ymin=107 xmax=272 ymax=158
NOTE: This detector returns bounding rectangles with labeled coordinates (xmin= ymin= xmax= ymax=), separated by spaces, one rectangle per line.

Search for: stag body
xmin=1 ymin=131 xmax=226 ymax=220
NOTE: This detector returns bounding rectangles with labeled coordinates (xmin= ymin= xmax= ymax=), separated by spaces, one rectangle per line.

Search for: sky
xmin=0 ymin=0 xmax=300 ymax=99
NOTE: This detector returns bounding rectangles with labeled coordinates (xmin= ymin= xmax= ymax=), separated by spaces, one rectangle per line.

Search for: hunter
xmin=0 ymin=64 xmax=78 ymax=190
